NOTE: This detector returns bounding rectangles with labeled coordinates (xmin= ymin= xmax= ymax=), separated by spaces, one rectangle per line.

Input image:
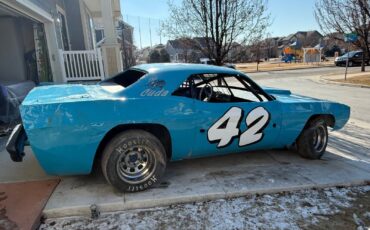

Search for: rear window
xmin=101 ymin=69 xmax=147 ymax=88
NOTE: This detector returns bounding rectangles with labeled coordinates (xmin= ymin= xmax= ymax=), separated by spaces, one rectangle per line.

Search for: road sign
xmin=344 ymin=33 xmax=358 ymax=43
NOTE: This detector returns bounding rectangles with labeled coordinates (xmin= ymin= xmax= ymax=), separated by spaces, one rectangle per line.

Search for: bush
xmin=148 ymin=48 xmax=170 ymax=63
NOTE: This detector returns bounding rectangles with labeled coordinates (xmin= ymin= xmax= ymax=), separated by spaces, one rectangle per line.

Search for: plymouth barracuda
xmin=6 ymin=64 xmax=350 ymax=192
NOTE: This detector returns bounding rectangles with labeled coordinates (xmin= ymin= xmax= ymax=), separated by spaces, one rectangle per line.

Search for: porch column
xmin=100 ymin=0 xmax=121 ymax=77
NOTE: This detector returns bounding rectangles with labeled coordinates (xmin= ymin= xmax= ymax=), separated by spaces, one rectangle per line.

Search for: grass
xmin=236 ymin=61 xmax=334 ymax=73
xmin=333 ymin=75 xmax=370 ymax=86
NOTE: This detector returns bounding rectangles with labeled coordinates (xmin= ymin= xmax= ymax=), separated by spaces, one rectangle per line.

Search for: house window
xmin=56 ymin=6 xmax=70 ymax=50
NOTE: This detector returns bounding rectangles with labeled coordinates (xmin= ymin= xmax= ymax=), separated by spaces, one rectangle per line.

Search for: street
xmin=248 ymin=67 xmax=370 ymax=123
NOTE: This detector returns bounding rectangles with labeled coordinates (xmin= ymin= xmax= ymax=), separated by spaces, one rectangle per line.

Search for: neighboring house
xmin=136 ymin=46 xmax=151 ymax=64
xmin=117 ymin=20 xmax=136 ymax=69
xmin=259 ymin=37 xmax=281 ymax=59
xmin=322 ymin=32 xmax=350 ymax=56
xmin=226 ymin=42 xmax=249 ymax=63
xmin=277 ymin=31 xmax=324 ymax=56
xmin=166 ymin=38 xmax=202 ymax=63
xmin=166 ymin=37 xmax=250 ymax=63
xmin=0 ymin=0 xmax=122 ymax=85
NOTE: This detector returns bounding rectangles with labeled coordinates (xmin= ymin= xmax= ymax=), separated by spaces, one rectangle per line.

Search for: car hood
xmin=262 ymin=87 xmax=291 ymax=95
xmin=272 ymin=92 xmax=330 ymax=103
xmin=262 ymin=87 xmax=330 ymax=103
xmin=22 ymin=84 xmax=120 ymax=106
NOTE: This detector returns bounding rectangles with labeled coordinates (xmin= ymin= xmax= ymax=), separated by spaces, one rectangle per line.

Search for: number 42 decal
xmin=208 ymin=107 xmax=270 ymax=148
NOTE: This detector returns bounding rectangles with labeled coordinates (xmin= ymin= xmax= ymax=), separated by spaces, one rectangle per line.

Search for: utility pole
xmin=149 ymin=18 xmax=152 ymax=47
xmin=159 ymin=20 xmax=162 ymax=45
xmin=138 ymin=16 xmax=142 ymax=49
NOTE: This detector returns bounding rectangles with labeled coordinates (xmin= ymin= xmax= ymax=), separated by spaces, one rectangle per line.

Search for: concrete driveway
xmin=0 ymin=137 xmax=59 ymax=229
xmin=0 ymin=137 xmax=56 ymax=183
xmin=42 ymin=118 xmax=370 ymax=218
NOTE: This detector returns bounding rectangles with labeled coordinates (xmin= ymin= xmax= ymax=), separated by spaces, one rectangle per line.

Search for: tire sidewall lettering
xmin=126 ymin=175 xmax=158 ymax=192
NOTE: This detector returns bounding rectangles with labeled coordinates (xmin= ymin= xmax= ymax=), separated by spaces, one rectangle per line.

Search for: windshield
xmin=100 ymin=69 xmax=147 ymax=88
xmin=341 ymin=51 xmax=360 ymax=58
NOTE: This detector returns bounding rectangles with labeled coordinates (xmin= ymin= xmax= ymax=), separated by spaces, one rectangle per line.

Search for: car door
xmin=190 ymin=73 xmax=282 ymax=158
xmin=353 ymin=52 xmax=362 ymax=64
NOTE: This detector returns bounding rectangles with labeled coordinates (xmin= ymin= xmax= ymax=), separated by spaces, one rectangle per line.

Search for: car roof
xmin=122 ymin=63 xmax=246 ymax=97
xmin=133 ymin=63 xmax=239 ymax=75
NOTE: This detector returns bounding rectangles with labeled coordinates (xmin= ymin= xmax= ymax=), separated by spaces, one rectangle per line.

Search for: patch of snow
xmin=40 ymin=186 xmax=369 ymax=230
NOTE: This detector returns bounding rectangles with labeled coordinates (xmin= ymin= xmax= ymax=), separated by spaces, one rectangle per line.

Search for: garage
xmin=0 ymin=3 xmax=53 ymax=85
xmin=0 ymin=2 xmax=52 ymax=133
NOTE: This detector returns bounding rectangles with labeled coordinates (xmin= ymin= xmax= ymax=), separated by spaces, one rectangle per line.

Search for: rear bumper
xmin=6 ymin=124 xmax=28 ymax=162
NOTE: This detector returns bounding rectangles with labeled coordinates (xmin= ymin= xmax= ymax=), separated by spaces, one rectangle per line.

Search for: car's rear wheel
xmin=101 ymin=130 xmax=166 ymax=192
xmin=296 ymin=117 xmax=328 ymax=159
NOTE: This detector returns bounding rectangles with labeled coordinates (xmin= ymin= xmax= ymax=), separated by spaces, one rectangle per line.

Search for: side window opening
xmin=172 ymin=73 xmax=269 ymax=103
xmin=100 ymin=69 xmax=147 ymax=88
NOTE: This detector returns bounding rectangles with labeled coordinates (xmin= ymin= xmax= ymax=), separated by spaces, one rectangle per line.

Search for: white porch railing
xmin=59 ymin=49 xmax=105 ymax=82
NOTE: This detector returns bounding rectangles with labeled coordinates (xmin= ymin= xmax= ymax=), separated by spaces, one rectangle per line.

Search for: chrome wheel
xmin=116 ymin=146 xmax=156 ymax=184
xmin=312 ymin=124 xmax=327 ymax=153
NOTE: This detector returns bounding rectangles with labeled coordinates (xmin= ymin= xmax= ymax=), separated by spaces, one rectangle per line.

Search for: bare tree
xmin=163 ymin=0 xmax=270 ymax=65
xmin=120 ymin=22 xmax=136 ymax=69
xmin=315 ymin=0 xmax=370 ymax=71
xmin=249 ymin=37 xmax=264 ymax=71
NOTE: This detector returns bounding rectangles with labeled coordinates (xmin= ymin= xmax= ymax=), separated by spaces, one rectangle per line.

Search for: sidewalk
xmin=43 ymin=119 xmax=370 ymax=218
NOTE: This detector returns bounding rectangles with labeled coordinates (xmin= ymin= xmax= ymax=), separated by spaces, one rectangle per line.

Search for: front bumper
xmin=6 ymin=124 xmax=28 ymax=162
xmin=335 ymin=60 xmax=346 ymax=65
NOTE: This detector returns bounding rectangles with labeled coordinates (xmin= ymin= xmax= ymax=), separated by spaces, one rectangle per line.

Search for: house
xmin=0 ymin=0 xmax=123 ymax=85
xmin=166 ymin=38 xmax=202 ymax=63
xmin=253 ymin=37 xmax=282 ymax=60
xmin=321 ymin=32 xmax=351 ymax=56
xmin=136 ymin=46 xmax=151 ymax=64
xmin=117 ymin=21 xmax=136 ymax=69
xmin=277 ymin=31 xmax=324 ymax=57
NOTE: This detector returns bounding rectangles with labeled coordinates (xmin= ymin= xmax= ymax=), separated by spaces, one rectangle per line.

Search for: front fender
xmin=330 ymin=103 xmax=350 ymax=130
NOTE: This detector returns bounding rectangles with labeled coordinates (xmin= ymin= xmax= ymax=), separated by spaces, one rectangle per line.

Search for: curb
xmin=42 ymin=180 xmax=370 ymax=219
xmin=237 ymin=65 xmax=335 ymax=74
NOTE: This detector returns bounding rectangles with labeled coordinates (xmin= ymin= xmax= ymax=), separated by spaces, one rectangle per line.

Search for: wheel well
xmin=292 ymin=114 xmax=335 ymax=146
xmin=93 ymin=124 xmax=172 ymax=170
xmin=305 ymin=114 xmax=335 ymax=129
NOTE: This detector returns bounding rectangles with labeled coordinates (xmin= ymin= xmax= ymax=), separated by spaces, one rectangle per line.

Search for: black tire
xmin=101 ymin=130 xmax=167 ymax=192
xmin=296 ymin=118 xmax=328 ymax=159
xmin=348 ymin=61 xmax=353 ymax=67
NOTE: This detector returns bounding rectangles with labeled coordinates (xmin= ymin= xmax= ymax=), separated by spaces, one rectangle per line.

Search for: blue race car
xmin=6 ymin=64 xmax=350 ymax=192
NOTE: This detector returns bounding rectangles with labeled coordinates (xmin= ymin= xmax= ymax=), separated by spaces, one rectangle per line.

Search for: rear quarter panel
xmin=21 ymin=96 xmax=196 ymax=175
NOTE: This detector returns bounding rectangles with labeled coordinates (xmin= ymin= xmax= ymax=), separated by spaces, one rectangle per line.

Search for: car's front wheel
xmin=296 ymin=118 xmax=328 ymax=159
xmin=101 ymin=130 xmax=166 ymax=192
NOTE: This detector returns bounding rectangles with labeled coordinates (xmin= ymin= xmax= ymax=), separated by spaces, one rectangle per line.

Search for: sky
xmin=121 ymin=0 xmax=320 ymax=48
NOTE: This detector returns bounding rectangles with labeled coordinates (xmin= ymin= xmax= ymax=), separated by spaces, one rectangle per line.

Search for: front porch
xmin=59 ymin=49 xmax=105 ymax=82
xmin=58 ymin=0 xmax=123 ymax=82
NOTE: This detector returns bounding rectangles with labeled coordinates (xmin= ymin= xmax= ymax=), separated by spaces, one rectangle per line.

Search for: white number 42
xmin=208 ymin=107 xmax=270 ymax=148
